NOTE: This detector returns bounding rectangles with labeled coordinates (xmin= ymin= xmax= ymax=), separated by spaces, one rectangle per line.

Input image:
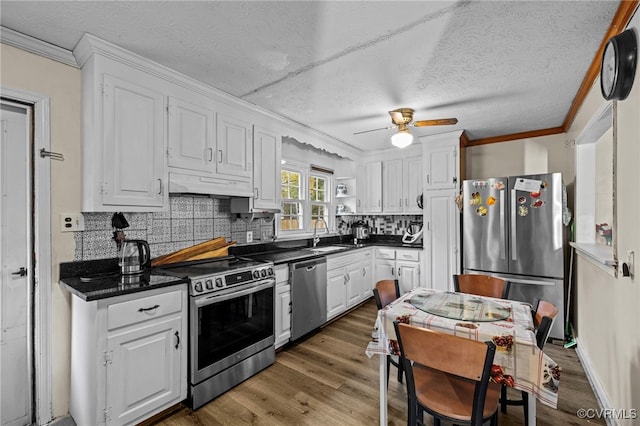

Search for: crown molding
xmin=0 ymin=26 xmax=78 ymax=68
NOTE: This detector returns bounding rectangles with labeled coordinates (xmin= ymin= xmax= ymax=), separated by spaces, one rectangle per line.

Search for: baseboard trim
xmin=574 ymin=337 xmax=617 ymax=426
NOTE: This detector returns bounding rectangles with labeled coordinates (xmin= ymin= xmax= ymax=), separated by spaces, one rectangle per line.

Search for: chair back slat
xmin=373 ymin=279 xmax=400 ymax=309
xmin=453 ymin=274 xmax=509 ymax=299
xmin=395 ymin=321 xmax=494 ymax=382
xmin=534 ymin=300 xmax=558 ymax=326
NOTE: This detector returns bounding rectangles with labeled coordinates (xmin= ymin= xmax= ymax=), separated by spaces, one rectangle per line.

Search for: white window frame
xmin=279 ymin=161 xmax=334 ymax=237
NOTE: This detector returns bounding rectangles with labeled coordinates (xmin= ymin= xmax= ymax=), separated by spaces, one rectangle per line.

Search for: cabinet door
xmin=253 ymin=126 xmax=281 ymax=210
xmin=167 ymin=96 xmax=215 ymax=173
xmin=374 ymin=258 xmax=396 ymax=284
xmin=424 ymin=190 xmax=459 ymax=292
xmin=275 ymin=284 xmax=291 ymax=348
xmin=216 ymin=112 xmax=252 ymax=179
xmin=356 ymin=164 xmax=366 ymax=213
xmin=360 ymin=251 xmax=373 ymax=299
xmin=397 ymin=260 xmax=420 ymax=294
xmin=364 ymin=161 xmax=382 ymax=213
xmin=102 ymin=74 xmax=165 ymax=208
xmin=383 ymin=159 xmax=403 ymax=213
xmin=345 ymin=263 xmax=362 ymax=308
xmin=105 ymin=316 xmax=182 ymax=425
xmin=404 ymin=157 xmax=424 ymax=213
xmin=425 ymin=145 xmax=457 ymax=190
xmin=327 ymin=269 xmax=347 ymax=319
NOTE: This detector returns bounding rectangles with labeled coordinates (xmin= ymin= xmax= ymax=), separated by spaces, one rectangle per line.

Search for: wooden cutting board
xmin=151 ymin=237 xmax=229 ymax=266
xmin=184 ymin=242 xmax=236 ymax=261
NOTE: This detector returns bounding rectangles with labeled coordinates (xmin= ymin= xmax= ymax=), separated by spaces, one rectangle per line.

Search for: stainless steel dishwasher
xmin=290 ymin=257 xmax=327 ymax=341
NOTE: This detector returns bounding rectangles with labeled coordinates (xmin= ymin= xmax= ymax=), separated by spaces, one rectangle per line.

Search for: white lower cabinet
xmin=374 ymin=248 xmax=422 ymax=294
xmin=274 ymin=264 xmax=291 ymax=349
xmin=70 ymin=286 xmax=188 ymax=426
xmin=326 ymin=249 xmax=373 ymax=320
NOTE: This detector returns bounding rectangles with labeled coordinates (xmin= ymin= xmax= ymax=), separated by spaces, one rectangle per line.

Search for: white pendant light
xmin=391 ymin=128 xmax=413 ymax=148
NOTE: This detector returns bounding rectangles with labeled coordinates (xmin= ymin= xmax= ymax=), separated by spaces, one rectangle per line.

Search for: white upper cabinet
xmin=364 ymin=161 xmax=383 ymax=213
xmin=425 ymin=143 xmax=458 ymax=190
xmin=382 ymin=159 xmax=403 ymax=213
xmin=404 ymin=156 xmax=424 ymax=213
xmin=252 ymin=125 xmax=281 ymax=210
xmin=167 ymin=96 xmax=215 ymax=173
xmin=216 ymin=112 xmax=253 ymax=179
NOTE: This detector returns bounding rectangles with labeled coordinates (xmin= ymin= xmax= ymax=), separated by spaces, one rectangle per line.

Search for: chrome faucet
xmin=312 ymin=218 xmax=328 ymax=247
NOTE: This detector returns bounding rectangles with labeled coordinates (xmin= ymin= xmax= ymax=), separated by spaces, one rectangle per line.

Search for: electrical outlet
xmin=246 ymin=231 xmax=253 ymax=243
xmin=262 ymin=230 xmax=270 ymax=241
xmin=60 ymin=213 xmax=85 ymax=232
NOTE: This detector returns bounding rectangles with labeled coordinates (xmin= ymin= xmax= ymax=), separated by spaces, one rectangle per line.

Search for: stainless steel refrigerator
xmin=462 ymin=172 xmax=565 ymax=340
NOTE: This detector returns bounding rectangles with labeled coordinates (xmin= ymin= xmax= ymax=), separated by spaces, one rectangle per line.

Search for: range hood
xmin=168 ymin=172 xmax=253 ymax=197
xmin=230 ymin=197 xmax=281 ymax=222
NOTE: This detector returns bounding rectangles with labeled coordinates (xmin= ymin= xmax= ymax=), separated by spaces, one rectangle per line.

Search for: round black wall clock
xmin=601 ymin=28 xmax=638 ymax=101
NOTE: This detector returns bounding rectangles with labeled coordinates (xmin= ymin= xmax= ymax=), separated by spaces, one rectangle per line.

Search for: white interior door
xmin=0 ymin=100 xmax=32 ymax=426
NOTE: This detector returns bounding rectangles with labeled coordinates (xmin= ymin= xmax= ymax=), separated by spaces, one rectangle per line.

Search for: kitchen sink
xmin=307 ymin=245 xmax=349 ymax=254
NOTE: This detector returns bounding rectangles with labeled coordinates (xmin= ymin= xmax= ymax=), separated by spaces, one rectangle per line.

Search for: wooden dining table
xmin=365 ymin=287 xmax=561 ymax=425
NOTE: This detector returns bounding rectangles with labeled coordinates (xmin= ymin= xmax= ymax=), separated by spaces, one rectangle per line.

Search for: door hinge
xmin=103 ymin=350 xmax=113 ymax=366
xmin=103 ymin=407 xmax=111 ymax=423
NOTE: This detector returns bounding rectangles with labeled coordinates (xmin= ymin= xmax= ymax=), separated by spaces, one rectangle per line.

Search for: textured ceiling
xmin=1 ymin=1 xmax=619 ymax=152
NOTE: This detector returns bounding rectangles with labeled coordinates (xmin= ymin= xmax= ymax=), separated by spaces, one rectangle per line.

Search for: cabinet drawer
xmin=107 ymin=290 xmax=183 ymax=331
xmin=375 ymin=248 xmax=396 ymax=260
xmin=327 ymin=253 xmax=359 ymax=270
xmin=275 ymin=265 xmax=289 ymax=284
xmin=396 ymin=250 xmax=420 ymax=262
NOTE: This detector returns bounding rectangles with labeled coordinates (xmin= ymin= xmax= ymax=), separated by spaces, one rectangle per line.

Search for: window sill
xmin=570 ymin=242 xmax=617 ymax=276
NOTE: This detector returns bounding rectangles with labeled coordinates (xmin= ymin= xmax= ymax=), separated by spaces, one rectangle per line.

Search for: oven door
xmin=190 ymin=279 xmax=275 ymax=385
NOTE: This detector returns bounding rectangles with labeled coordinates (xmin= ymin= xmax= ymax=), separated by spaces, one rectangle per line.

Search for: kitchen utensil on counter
xmin=118 ymin=239 xmax=151 ymax=275
xmin=352 ymin=220 xmax=370 ymax=240
xmin=151 ymin=237 xmax=232 ymax=266
xmin=402 ymin=222 xmax=423 ymax=244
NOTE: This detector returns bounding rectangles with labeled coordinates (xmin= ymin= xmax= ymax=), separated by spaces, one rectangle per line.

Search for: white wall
xmin=1 ymin=43 xmax=81 ymax=419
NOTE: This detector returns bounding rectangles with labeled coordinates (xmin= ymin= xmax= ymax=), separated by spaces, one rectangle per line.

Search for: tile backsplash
xmin=337 ymin=215 xmax=423 ymax=235
xmin=74 ymin=195 xmax=274 ymax=261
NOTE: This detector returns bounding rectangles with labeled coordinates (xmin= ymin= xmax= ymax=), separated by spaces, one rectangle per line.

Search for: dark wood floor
xmin=153 ymin=299 xmax=604 ymax=426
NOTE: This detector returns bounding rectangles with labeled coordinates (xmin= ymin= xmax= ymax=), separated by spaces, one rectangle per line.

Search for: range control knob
xmin=215 ymin=277 xmax=224 ymax=288
xmin=260 ymin=269 xmax=267 ymax=278
xmin=205 ymin=279 xmax=213 ymax=290
xmin=267 ymin=267 xmax=274 ymax=276
xmin=194 ymin=281 xmax=203 ymax=292
xmin=252 ymin=270 xmax=260 ymax=279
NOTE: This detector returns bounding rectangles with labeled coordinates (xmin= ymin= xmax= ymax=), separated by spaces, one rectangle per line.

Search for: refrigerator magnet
xmin=476 ymin=206 xmax=488 ymax=216
xmin=531 ymin=199 xmax=546 ymax=208
xmin=518 ymin=205 xmax=529 ymax=216
xmin=486 ymin=196 xmax=496 ymax=206
xmin=518 ymin=196 xmax=527 ymax=204
xmin=493 ymin=181 xmax=505 ymax=190
xmin=469 ymin=192 xmax=482 ymax=205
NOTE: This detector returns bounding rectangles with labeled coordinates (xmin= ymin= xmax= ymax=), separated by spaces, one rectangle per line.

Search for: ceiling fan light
xmin=391 ymin=129 xmax=413 ymax=148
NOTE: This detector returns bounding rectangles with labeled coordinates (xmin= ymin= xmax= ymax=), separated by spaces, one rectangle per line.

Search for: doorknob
xmin=11 ymin=267 xmax=27 ymax=277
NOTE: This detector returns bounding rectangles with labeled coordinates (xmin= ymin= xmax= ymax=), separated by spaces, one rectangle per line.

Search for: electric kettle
xmin=118 ymin=239 xmax=151 ymax=275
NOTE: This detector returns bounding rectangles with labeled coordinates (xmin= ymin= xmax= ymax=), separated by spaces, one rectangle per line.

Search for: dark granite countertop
xmin=233 ymin=235 xmax=422 ymax=265
xmin=60 ymin=258 xmax=189 ymax=301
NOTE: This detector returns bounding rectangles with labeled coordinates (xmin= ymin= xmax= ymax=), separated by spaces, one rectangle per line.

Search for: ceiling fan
xmin=354 ymin=108 xmax=458 ymax=148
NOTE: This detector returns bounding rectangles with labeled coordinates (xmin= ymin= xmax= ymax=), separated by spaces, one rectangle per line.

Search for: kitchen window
xmin=280 ymin=163 xmax=333 ymax=235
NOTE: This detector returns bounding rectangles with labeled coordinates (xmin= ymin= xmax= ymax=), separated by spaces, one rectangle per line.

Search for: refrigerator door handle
xmin=511 ymin=189 xmax=517 ymax=261
xmin=499 ymin=190 xmax=506 ymax=260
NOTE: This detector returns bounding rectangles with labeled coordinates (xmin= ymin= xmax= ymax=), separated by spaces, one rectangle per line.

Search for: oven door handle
xmin=194 ymin=280 xmax=274 ymax=307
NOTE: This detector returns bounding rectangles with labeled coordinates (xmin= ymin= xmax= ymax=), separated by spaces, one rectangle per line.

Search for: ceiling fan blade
xmin=413 ymin=118 xmax=458 ymax=127
xmin=353 ymin=126 xmax=394 ymax=135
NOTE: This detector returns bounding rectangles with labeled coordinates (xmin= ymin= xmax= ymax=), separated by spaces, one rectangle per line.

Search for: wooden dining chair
xmin=500 ymin=299 xmax=558 ymax=425
xmin=393 ymin=320 xmax=500 ymax=426
xmin=453 ymin=274 xmax=510 ymax=299
xmin=372 ymin=279 xmax=404 ymax=386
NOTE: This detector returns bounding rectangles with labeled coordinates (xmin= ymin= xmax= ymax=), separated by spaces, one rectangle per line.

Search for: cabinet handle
xmin=254 ymin=188 xmax=259 ymax=199
xmin=391 ymin=267 xmax=395 ymax=276
xmin=208 ymin=148 xmax=213 ymax=162
xmin=289 ymin=302 xmax=292 ymax=314
xmin=175 ymin=331 xmax=180 ymax=349
xmin=357 ymin=199 xmax=361 ymax=207
xmin=405 ymin=198 xmax=408 ymax=206
xmin=399 ymin=198 xmax=402 ymax=207
xmin=218 ymin=150 xmax=223 ymax=163
xmin=158 ymin=179 xmax=163 ymax=195
xmin=11 ymin=267 xmax=27 ymax=277
xmin=398 ymin=267 xmax=401 ymax=276
xmin=453 ymin=176 xmax=457 ymax=184
xmin=138 ymin=304 xmax=160 ymax=313
xmin=362 ymin=267 xmax=366 ymax=276
xmin=427 ymin=174 xmax=430 ymax=184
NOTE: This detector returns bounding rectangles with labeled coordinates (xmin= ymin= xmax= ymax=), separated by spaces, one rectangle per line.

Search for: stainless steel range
xmin=158 ymin=257 xmax=275 ymax=410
